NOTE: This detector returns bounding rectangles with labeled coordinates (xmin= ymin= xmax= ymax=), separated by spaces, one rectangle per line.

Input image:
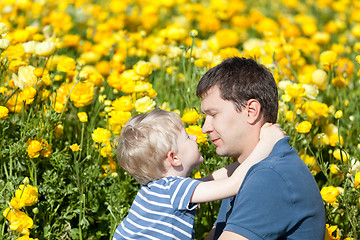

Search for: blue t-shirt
xmin=214 ymin=137 xmax=325 ymax=240
xmin=113 ymin=176 xmax=201 ymax=240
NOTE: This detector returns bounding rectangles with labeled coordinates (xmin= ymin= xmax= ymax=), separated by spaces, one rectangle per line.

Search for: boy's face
xmin=176 ymin=127 xmax=204 ymax=176
xmin=200 ymin=86 xmax=250 ymax=159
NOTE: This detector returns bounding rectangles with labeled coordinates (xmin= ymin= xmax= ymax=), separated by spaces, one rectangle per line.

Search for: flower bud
xmin=23 ymin=177 xmax=30 ymax=185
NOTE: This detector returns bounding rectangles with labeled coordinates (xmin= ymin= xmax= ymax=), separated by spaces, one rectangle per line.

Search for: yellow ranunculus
xmin=135 ymin=96 xmax=156 ymax=113
xmin=0 ymin=106 xmax=9 ymax=118
xmin=57 ymin=56 xmax=76 ymax=73
xmin=320 ymin=186 xmax=340 ymax=204
xmin=312 ymin=133 xmax=330 ymax=147
xmin=12 ymin=65 xmax=39 ymax=90
xmin=112 ymin=96 xmax=134 ymax=112
xmin=3 ymin=208 xmax=33 ymax=235
xmin=334 ymin=110 xmax=343 ymax=119
xmin=134 ymin=61 xmax=153 ymax=77
xmin=354 ymin=172 xmax=360 ymax=188
xmin=70 ymin=144 xmax=82 ymax=152
xmin=109 ymin=111 xmax=132 ymax=135
xmin=15 ymin=185 xmax=38 ymax=207
xmin=285 ymin=83 xmax=305 ymax=100
xmin=333 ymin=148 xmax=348 ymax=161
xmin=181 ymin=109 xmax=201 ymax=124
xmin=329 ymin=134 xmax=343 ymax=147
xmin=295 ymin=121 xmax=312 ymax=134
xmin=77 ymin=112 xmax=88 ymax=122
xmin=186 ymin=125 xmax=208 ymax=144
xmin=214 ymin=29 xmax=239 ymax=48
xmin=70 ymin=82 xmax=94 ymax=108
xmin=20 ymin=86 xmax=36 ymax=104
xmin=320 ymin=50 xmax=337 ymax=66
xmin=311 ymin=69 xmax=328 ymax=91
xmin=92 ymin=128 xmax=112 ymax=143
xmin=26 ymin=139 xmax=42 ymax=158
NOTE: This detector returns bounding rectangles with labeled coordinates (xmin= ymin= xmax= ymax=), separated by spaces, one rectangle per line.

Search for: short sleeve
xmin=224 ymin=168 xmax=294 ymax=240
xmin=169 ymin=177 xmax=201 ymax=211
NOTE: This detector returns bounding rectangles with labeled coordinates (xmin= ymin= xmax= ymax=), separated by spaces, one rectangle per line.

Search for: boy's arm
xmin=199 ymin=161 xmax=240 ymax=182
xmin=191 ymin=123 xmax=285 ymax=203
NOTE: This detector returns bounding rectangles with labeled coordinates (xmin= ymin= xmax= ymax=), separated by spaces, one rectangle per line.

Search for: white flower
xmin=0 ymin=23 xmax=8 ymax=35
xmin=0 ymin=39 xmax=10 ymax=49
xmin=22 ymin=41 xmax=39 ymax=54
xmin=12 ymin=65 xmax=38 ymax=90
xmin=35 ymin=41 xmax=56 ymax=56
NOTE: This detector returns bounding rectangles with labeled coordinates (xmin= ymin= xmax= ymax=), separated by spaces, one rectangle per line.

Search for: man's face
xmin=200 ymin=86 xmax=249 ymax=158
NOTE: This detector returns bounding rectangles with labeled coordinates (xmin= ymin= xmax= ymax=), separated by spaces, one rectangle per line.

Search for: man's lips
xmin=211 ymin=137 xmax=220 ymax=145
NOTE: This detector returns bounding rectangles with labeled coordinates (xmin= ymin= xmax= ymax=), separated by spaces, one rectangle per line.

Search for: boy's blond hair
xmin=117 ymin=108 xmax=184 ymax=185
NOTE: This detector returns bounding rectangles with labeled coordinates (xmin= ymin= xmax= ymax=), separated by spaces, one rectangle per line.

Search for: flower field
xmin=1 ymin=0 xmax=360 ymax=239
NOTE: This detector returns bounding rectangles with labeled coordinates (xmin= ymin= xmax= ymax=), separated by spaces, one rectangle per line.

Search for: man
xmin=197 ymin=57 xmax=325 ymax=240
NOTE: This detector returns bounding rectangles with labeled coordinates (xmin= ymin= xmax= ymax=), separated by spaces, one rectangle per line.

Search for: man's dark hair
xmin=196 ymin=57 xmax=278 ymax=123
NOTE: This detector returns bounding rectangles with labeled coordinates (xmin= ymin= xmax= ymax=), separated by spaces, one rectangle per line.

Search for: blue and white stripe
xmin=113 ymin=176 xmax=201 ymax=240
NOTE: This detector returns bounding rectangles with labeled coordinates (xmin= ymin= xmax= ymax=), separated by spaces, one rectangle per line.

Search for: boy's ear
xmin=246 ymin=99 xmax=262 ymax=125
xmin=165 ymin=151 xmax=182 ymax=167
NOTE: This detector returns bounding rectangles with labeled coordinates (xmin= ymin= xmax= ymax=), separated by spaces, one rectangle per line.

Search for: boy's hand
xmin=259 ymin=123 xmax=286 ymax=146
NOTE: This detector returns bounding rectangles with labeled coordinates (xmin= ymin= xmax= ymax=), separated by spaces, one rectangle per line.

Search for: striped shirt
xmin=113 ymin=176 xmax=201 ymax=240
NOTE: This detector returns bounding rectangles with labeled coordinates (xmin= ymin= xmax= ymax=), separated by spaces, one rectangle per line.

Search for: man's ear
xmin=165 ymin=151 xmax=182 ymax=167
xmin=246 ymin=99 xmax=262 ymax=125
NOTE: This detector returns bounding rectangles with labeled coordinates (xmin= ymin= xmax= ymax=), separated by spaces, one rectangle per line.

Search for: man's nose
xmin=201 ymin=117 xmax=213 ymax=133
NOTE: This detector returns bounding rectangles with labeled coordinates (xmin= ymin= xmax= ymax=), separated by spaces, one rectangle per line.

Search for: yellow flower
xmin=181 ymin=109 xmax=201 ymax=124
xmin=325 ymin=224 xmax=340 ymax=240
xmin=134 ymin=61 xmax=153 ymax=77
xmin=16 ymin=235 xmax=38 ymax=240
xmin=92 ymin=128 xmax=112 ymax=143
xmin=40 ymin=140 xmax=52 ymax=158
xmin=1 ymin=44 xmax=25 ymax=61
xmin=214 ymin=29 xmax=239 ymax=48
xmin=70 ymin=144 xmax=82 ymax=152
xmin=70 ymin=82 xmax=94 ymax=108
xmin=15 ymin=184 xmax=38 ymax=207
xmin=320 ymin=50 xmax=337 ymax=66
xmin=354 ymin=172 xmax=360 ymax=188
xmin=285 ymin=83 xmax=305 ymax=100
xmin=320 ymin=186 xmax=340 ymax=204
xmin=186 ymin=125 xmax=208 ymax=144
xmin=19 ymin=86 xmax=36 ymax=104
xmin=311 ymin=69 xmax=328 ymax=91
xmin=3 ymin=208 xmax=33 ymax=235
xmin=300 ymin=154 xmax=320 ymax=175
xmin=77 ymin=112 xmax=88 ymax=122
xmin=112 ymin=96 xmax=135 ymax=112
xmin=12 ymin=65 xmax=39 ymax=90
xmin=0 ymin=106 xmax=9 ymax=119
xmin=26 ymin=139 xmax=42 ymax=158
xmin=333 ymin=148 xmax=348 ymax=161
xmin=33 ymin=68 xmax=43 ymax=78
xmin=10 ymin=197 xmax=23 ymax=210
xmin=356 ymin=55 xmax=360 ymax=64
xmin=329 ymin=164 xmax=339 ymax=174
xmin=295 ymin=121 xmax=312 ymax=134
xmin=312 ymin=133 xmax=330 ymax=147
xmin=334 ymin=110 xmax=343 ymax=119
xmin=135 ymin=96 xmax=156 ymax=113
xmin=57 ymin=56 xmax=76 ymax=73
xmin=109 ymin=111 xmax=132 ymax=135
xmin=63 ymin=34 xmax=81 ymax=47
xmin=54 ymin=124 xmax=64 ymax=138
xmin=193 ymin=171 xmax=202 ymax=179
xmin=329 ymin=134 xmax=343 ymax=147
